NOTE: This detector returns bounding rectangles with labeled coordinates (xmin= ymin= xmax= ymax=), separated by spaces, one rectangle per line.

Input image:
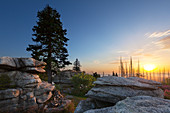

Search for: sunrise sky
xmin=0 ymin=0 xmax=170 ymax=74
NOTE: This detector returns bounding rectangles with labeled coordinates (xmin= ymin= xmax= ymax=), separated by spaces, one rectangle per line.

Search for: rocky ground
xmin=84 ymin=96 xmax=170 ymax=113
xmin=75 ymin=76 xmax=170 ymax=113
xmin=0 ymin=57 xmax=72 ymax=113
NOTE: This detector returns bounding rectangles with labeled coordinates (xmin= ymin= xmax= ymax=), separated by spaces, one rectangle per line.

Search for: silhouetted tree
xmin=93 ymin=72 xmax=100 ymax=78
xmin=112 ymin=71 xmax=115 ymax=76
xmin=115 ymin=73 xmax=118 ymax=76
xmin=26 ymin=5 xmax=71 ymax=83
xmin=73 ymin=58 xmax=81 ymax=72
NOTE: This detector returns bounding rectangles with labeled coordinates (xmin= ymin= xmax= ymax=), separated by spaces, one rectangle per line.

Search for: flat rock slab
xmin=0 ymin=57 xmax=46 ymax=73
xmin=127 ymin=77 xmax=162 ymax=87
xmin=84 ymin=96 xmax=170 ymax=113
xmin=0 ymin=57 xmax=46 ymax=67
xmin=93 ymin=76 xmax=160 ymax=90
xmin=86 ymin=76 xmax=164 ymax=104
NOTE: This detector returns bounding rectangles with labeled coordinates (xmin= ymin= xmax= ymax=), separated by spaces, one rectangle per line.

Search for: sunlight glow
xmin=144 ymin=64 xmax=156 ymax=71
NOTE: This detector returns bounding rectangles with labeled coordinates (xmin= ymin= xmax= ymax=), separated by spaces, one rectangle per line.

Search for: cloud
xmin=110 ymin=61 xmax=119 ymax=65
xmin=143 ymin=54 xmax=153 ymax=57
xmin=132 ymin=49 xmax=144 ymax=56
xmin=110 ymin=56 xmax=131 ymax=65
xmin=133 ymin=53 xmax=142 ymax=56
xmin=156 ymin=36 xmax=170 ymax=49
xmin=117 ymin=51 xmax=128 ymax=54
xmin=146 ymin=30 xmax=170 ymax=38
xmin=130 ymin=47 xmax=158 ymax=58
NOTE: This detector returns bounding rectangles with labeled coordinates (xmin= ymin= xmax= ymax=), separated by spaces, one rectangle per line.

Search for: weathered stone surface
xmin=45 ymin=99 xmax=72 ymax=113
xmin=0 ymin=97 xmax=19 ymax=113
xmin=75 ymin=98 xmax=115 ymax=113
xmin=86 ymin=86 xmax=163 ymax=104
xmin=0 ymin=57 xmax=46 ymax=68
xmin=0 ymin=57 xmax=56 ymax=113
xmin=0 ymin=57 xmax=46 ymax=73
xmin=36 ymin=91 xmax=53 ymax=104
xmin=0 ymin=88 xmax=21 ymax=100
xmin=93 ymin=76 xmax=159 ymax=90
xmin=0 ymin=97 xmax=19 ymax=108
xmin=0 ymin=71 xmax=42 ymax=87
xmin=21 ymin=88 xmax=34 ymax=95
xmin=53 ymin=70 xmax=80 ymax=93
xmin=74 ymin=98 xmax=96 ymax=113
xmin=127 ymin=77 xmax=162 ymax=87
xmin=24 ymin=67 xmax=46 ymax=73
xmin=86 ymin=76 xmax=164 ymax=104
xmin=18 ymin=97 xmax=38 ymax=112
xmin=34 ymin=82 xmax=55 ymax=96
xmin=84 ymin=96 xmax=170 ymax=113
xmin=26 ymin=92 xmax=34 ymax=98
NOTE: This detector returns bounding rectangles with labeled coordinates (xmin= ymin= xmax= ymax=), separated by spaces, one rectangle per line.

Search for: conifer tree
xmin=26 ymin=5 xmax=71 ymax=83
xmin=73 ymin=58 xmax=81 ymax=72
xmin=112 ymin=71 xmax=115 ymax=76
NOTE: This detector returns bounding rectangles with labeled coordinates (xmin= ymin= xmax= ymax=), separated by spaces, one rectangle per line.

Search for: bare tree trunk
xmin=47 ymin=38 xmax=52 ymax=83
xmin=47 ymin=61 xmax=52 ymax=83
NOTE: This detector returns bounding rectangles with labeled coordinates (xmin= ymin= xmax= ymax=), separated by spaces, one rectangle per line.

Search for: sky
xmin=0 ymin=0 xmax=170 ymax=74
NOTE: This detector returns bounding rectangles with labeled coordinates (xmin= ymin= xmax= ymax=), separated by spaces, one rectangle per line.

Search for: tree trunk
xmin=47 ymin=37 xmax=52 ymax=83
xmin=47 ymin=61 xmax=52 ymax=83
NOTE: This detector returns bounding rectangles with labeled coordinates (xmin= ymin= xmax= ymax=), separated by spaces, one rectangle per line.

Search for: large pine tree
xmin=26 ymin=5 xmax=71 ymax=83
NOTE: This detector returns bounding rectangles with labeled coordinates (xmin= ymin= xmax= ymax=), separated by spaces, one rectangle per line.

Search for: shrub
xmin=164 ymin=89 xmax=170 ymax=99
xmin=163 ymin=78 xmax=170 ymax=85
xmin=55 ymin=84 xmax=62 ymax=90
xmin=71 ymin=73 xmax=96 ymax=96
xmin=39 ymin=73 xmax=48 ymax=81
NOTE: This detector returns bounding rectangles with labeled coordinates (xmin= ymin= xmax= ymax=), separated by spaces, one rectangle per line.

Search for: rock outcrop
xmin=53 ymin=70 xmax=75 ymax=84
xmin=84 ymin=96 xmax=170 ymax=113
xmin=75 ymin=76 xmax=165 ymax=113
xmin=86 ymin=76 xmax=164 ymax=104
xmin=0 ymin=57 xmax=54 ymax=112
xmin=53 ymin=70 xmax=80 ymax=93
xmin=0 ymin=57 xmax=46 ymax=73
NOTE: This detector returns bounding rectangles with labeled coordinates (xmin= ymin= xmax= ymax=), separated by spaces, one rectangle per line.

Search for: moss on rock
xmin=0 ymin=74 xmax=17 ymax=90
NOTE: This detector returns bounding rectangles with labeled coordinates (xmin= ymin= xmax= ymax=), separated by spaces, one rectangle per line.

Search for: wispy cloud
xmin=112 ymin=29 xmax=170 ymax=67
xmin=117 ymin=51 xmax=129 ymax=54
xmin=146 ymin=30 xmax=170 ymax=38
xmin=156 ymin=36 xmax=170 ymax=49
xmin=143 ymin=53 xmax=153 ymax=57
xmin=110 ymin=61 xmax=119 ymax=65
xmin=131 ymin=49 xmax=144 ymax=56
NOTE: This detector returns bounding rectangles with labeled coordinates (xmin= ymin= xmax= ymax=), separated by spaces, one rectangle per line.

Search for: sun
xmin=144 ymin=64 xmax=156 ymax=71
